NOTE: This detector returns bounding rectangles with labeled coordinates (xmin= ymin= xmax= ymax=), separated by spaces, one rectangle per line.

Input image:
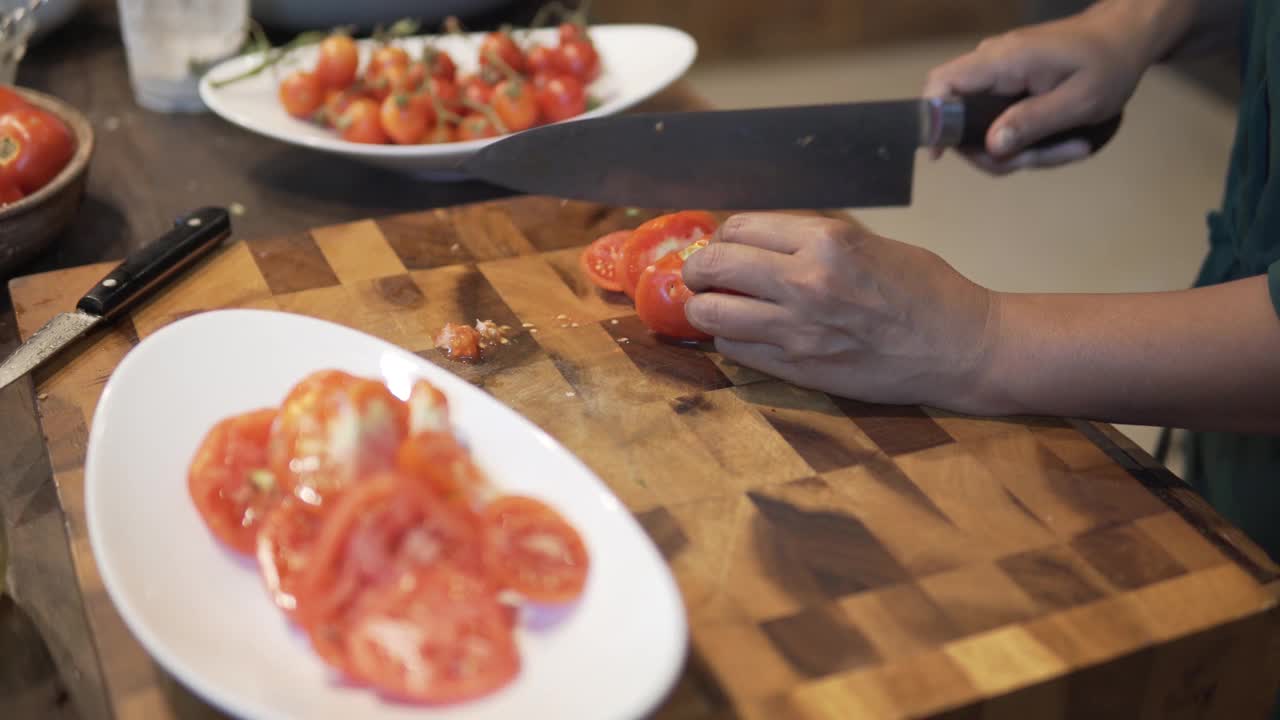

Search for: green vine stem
xmin=462 ymin=97 xmax=509 ymax=135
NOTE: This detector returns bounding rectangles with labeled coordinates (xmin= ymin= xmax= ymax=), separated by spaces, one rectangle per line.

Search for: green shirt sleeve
xmin=1271 ymin=258 xmax=1280 ymax=317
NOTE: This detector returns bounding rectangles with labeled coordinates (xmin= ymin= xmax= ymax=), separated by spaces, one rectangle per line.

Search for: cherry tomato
xmin=337 ymin=97 xmax=390 ymax=144
xmin=459 ymin=74 xmax=496 ymax=108
xmin=314 ymin=34 xmax=359 ymax=91
xmin=256 ymin=495 xmax=331 ymax=618
xmin=479 ymin=31 xmax=527 ymax=75
xmin=367 ymin=44 xmax=411 ymax=77
xmin=268 ymin=370 xmax=408 ymax=503
xmin=481 ymin=495 xmax=590 ymax=603
xmin=422 ymin=47 xmax=457 ymax=82
xmin=424 ymin=76 xmax=462 ymax=116
xmin=294 ymin=471 xmax=484 ymax=633
xmin=618 ymin=210 xmax=718 ymax=298
xmin=419 ymin=122 xmax=457 ymax=144
xmin=579 ymin=230 xmax=629 ymax=292
xmin=490 ymin=79 xmax=539 ymax=132
xmin=635 ymin=238 xmax=712 ymax=341
xmin=344 ymin=565 xmax=519 ymax=703
xmin=380 ymin=93 xmax=431 ymax=145
xmin=188 ymin=408 xmax=281 ymax=556
xmin=0 ymin=107 xmax=74 ymax=195
xmin=0 ymin=176 xmax=23 ymax=205
xmin=557 ymin=39 xmax=599 ymax=82
xmin=535 ymin=74 xmax=586 ymax=122
xmin=278 ymin=70 xmax=324 ymax=119
xmin=558 ymin=22 xmax=588 ymax=45
xmin=320 ymin=87 xmax=367 ymax=127
xmin=434 ymin=320 xmax=485 ymax=356
xmin=526 ymin=45 xmax=560 ymax=77
xmin=0 ymin=86 xmax=30 ymax=115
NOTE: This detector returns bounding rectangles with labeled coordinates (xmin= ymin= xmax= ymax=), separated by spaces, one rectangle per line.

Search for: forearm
xmin=1099 ymin=0 xmax=1247 ymax=63
xmin=968 ymin=274 xmax=1280 ymax=434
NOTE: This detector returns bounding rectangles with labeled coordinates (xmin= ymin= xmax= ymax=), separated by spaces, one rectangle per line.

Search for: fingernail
xmin=992 ymin=126 xmax=1016 ymax=154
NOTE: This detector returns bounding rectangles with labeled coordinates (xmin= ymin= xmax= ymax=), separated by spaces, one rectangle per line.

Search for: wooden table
xmin=5 ymin=4 xmax=1280 ymax=720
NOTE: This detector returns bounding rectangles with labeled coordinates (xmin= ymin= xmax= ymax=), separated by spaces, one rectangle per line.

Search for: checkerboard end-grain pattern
xmin=10 ymin=196 xmax=1280 ymax=720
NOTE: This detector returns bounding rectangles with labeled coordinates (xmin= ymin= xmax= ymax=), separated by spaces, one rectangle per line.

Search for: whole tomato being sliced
xmin=618 ymin=210 xmax=718 ymax=298
xmin=0 ymin=106 xmax=74 ymax=195
xmin=294 ymin=471 xmax=484 ymax=635
xmin=481 ymin=495 xmax=590 ymax=603
xmin=344 ymin=565 xmax=520 ymax=704
xmin=188 ymin=408 xmax=281 ymax=555
xmin=256 ymin=495 xmax=331 ymax=619
xmin=635 ymin=238 xmax=712 ymax=341
xmin=268 ymin=370 xmax=409 ymax=504
xmin=579 ymin=230 xmax=629 ymax=292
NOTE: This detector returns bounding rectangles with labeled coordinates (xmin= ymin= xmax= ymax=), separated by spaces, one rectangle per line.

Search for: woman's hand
xmin=924 ymin=1 xmax=1160 ymax=173
xmin=681 ymin=213 xmax=996 ymax=411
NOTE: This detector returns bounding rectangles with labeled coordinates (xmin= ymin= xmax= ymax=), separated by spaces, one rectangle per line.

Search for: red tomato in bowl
xmin=556 ymin=39 xmax=599 ymax=82
xmin=635 ymin=238 xmax=712 ymax=341
xmin=0 ymin=106 xmax=74 ymax=194
xmin=535 ymin=74 xmax=586 ymax=122
xmin=479 ymin=31 xmax=527 ymax=75
xmin=0 ymin=85 xmax=31 ymax=115
xmin=188 ymin=408 xmax=281 ymax=555
xmin=279 ymin=70 xmax=324 ymax=119
xmin=579 ymin=230 xmax=629 ymax=292
xmin=618 ymin=210 xmax=717 ymax=298
xmin=314 ymin=34 xmax=359 ymax=91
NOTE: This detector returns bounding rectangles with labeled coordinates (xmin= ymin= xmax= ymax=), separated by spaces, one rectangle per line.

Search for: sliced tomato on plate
xmin=618 ymin=211 xmax=718 ymax=298
xmin=481 ymin=495 xmax=589 ymax=603
xmin=345 ymin=565 xmax=520 ymax=704
xmin=268 ymin=369 xmax=409 ymax=505
xmin=635 ymin=238 xmax=712 ymax=341
xmin=407 ymin=379 xmax=450 ymax=434
xmin=188 ymin=407 xmax=281 ymax=555
xmin=294 ymin=471 xmax=484 ymax=635
xmin=397 ymin=431 xmax=488 ymax=505
xmin=579 ymin=230 xmax=629 ymax=292
xmin=256 ymin=495 xmax=331 ymax=619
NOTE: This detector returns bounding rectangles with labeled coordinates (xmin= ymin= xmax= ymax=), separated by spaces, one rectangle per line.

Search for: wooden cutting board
xmin=9 ymin=196 xmax=1280 ymax=719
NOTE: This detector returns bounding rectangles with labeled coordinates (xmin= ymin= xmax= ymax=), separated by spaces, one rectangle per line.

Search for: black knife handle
xmin=76 ymin=207 xmax=231 ymax=318
xmin=956 ymin=92 xmax=1122 ymax=154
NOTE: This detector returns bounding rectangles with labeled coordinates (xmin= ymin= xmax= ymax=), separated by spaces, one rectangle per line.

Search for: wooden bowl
xmin=0 ymin=86 xmax=94 ymax=278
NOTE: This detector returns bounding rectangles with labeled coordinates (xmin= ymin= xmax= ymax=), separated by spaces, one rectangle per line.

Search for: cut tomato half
xmin=345 ymin=566 xmax=520 ymax=704
xmin=618 ymin=211 xmax=718 ymax=298
xmin=635 ymin=238 xmax=712 ymax=341
xmin=579 ymin=230 xmax=629 ymax=292
xmin=188 ymin=407 xmax=281 ymax=555
xmin=481 ymin=495 xmax=590 ymax=603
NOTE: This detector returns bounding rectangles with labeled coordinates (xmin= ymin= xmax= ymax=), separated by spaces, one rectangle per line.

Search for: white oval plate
xmin=85 ymin=309 xmax=688 ymax=720
xmin=198 ymin=25 xmax=697 ymax=179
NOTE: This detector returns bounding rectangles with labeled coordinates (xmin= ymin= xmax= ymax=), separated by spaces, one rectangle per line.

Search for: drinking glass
xmin=116 ymin=0 xmax=249 ymax=113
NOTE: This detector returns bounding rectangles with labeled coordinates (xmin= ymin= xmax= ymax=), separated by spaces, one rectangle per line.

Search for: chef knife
xmin=0 ymin=206 xmax=231 ymax=393
xmin=462 ymin=92 xmax=1122 ymax=209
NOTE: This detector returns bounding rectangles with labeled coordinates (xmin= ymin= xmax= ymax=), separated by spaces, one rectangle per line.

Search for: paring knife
xmin=462 ymin=92 xmax=1122 ymax=209
xmin=0 ymin=207 xmax=231 ymax=393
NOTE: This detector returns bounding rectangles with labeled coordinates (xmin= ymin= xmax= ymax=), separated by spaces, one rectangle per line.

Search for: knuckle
xmin=691 ymin=295 xmax=723 ymax=329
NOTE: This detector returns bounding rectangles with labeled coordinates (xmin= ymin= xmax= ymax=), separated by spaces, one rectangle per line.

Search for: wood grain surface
xmin=10 ymin=195 xmax=1280 ymax=720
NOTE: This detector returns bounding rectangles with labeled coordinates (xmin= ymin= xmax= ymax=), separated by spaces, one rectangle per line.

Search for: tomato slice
xmin=635 ymin=238 xmax=713 ymax=341
xmin=618 ymin=211 xmax=718 ymax=298
xmin=481 ymin=495 xmax=589 ymax=603
xmin=268 ymin=370 xmax=409 ymax=505
xmin=434 ymin=322 xmax=482 ymax=362
xmin=397 ymin=431 xmax=490 ymax=505
xmin=345 ymin=566 xmax=520 ymax=704
xmin=295 ymin=472 xmax=484 ymax=635
xmin=407 ymin=379 xmax=450 ymax=434
xmin=256 ymin=495 xmax=331 ymax=619
xmin=579 ymin=230 xmax=629 ymax=292
xmin=188 ymin=408 xmax=281 ymax=555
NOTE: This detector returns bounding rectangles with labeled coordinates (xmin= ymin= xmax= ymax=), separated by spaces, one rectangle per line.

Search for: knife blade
xmin=462 ymin=92 xmax=1122 ymax=210
xmin=0 ymin=207 xmax=231 ymax=393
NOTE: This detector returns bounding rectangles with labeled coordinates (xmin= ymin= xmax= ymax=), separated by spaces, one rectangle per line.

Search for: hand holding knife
xmin=0 ymin=207 xmax=232 ymax=393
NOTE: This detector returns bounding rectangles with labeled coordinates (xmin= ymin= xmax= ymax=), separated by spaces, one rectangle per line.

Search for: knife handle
xmin=76 ymin=207 xmax=232 ymax=318
xmin=955 ymin=92 xmax=1122 ymax=154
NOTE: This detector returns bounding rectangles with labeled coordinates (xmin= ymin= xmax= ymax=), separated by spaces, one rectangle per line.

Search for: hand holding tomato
xmin=681 ymin=213 xmax=995 ymax=407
